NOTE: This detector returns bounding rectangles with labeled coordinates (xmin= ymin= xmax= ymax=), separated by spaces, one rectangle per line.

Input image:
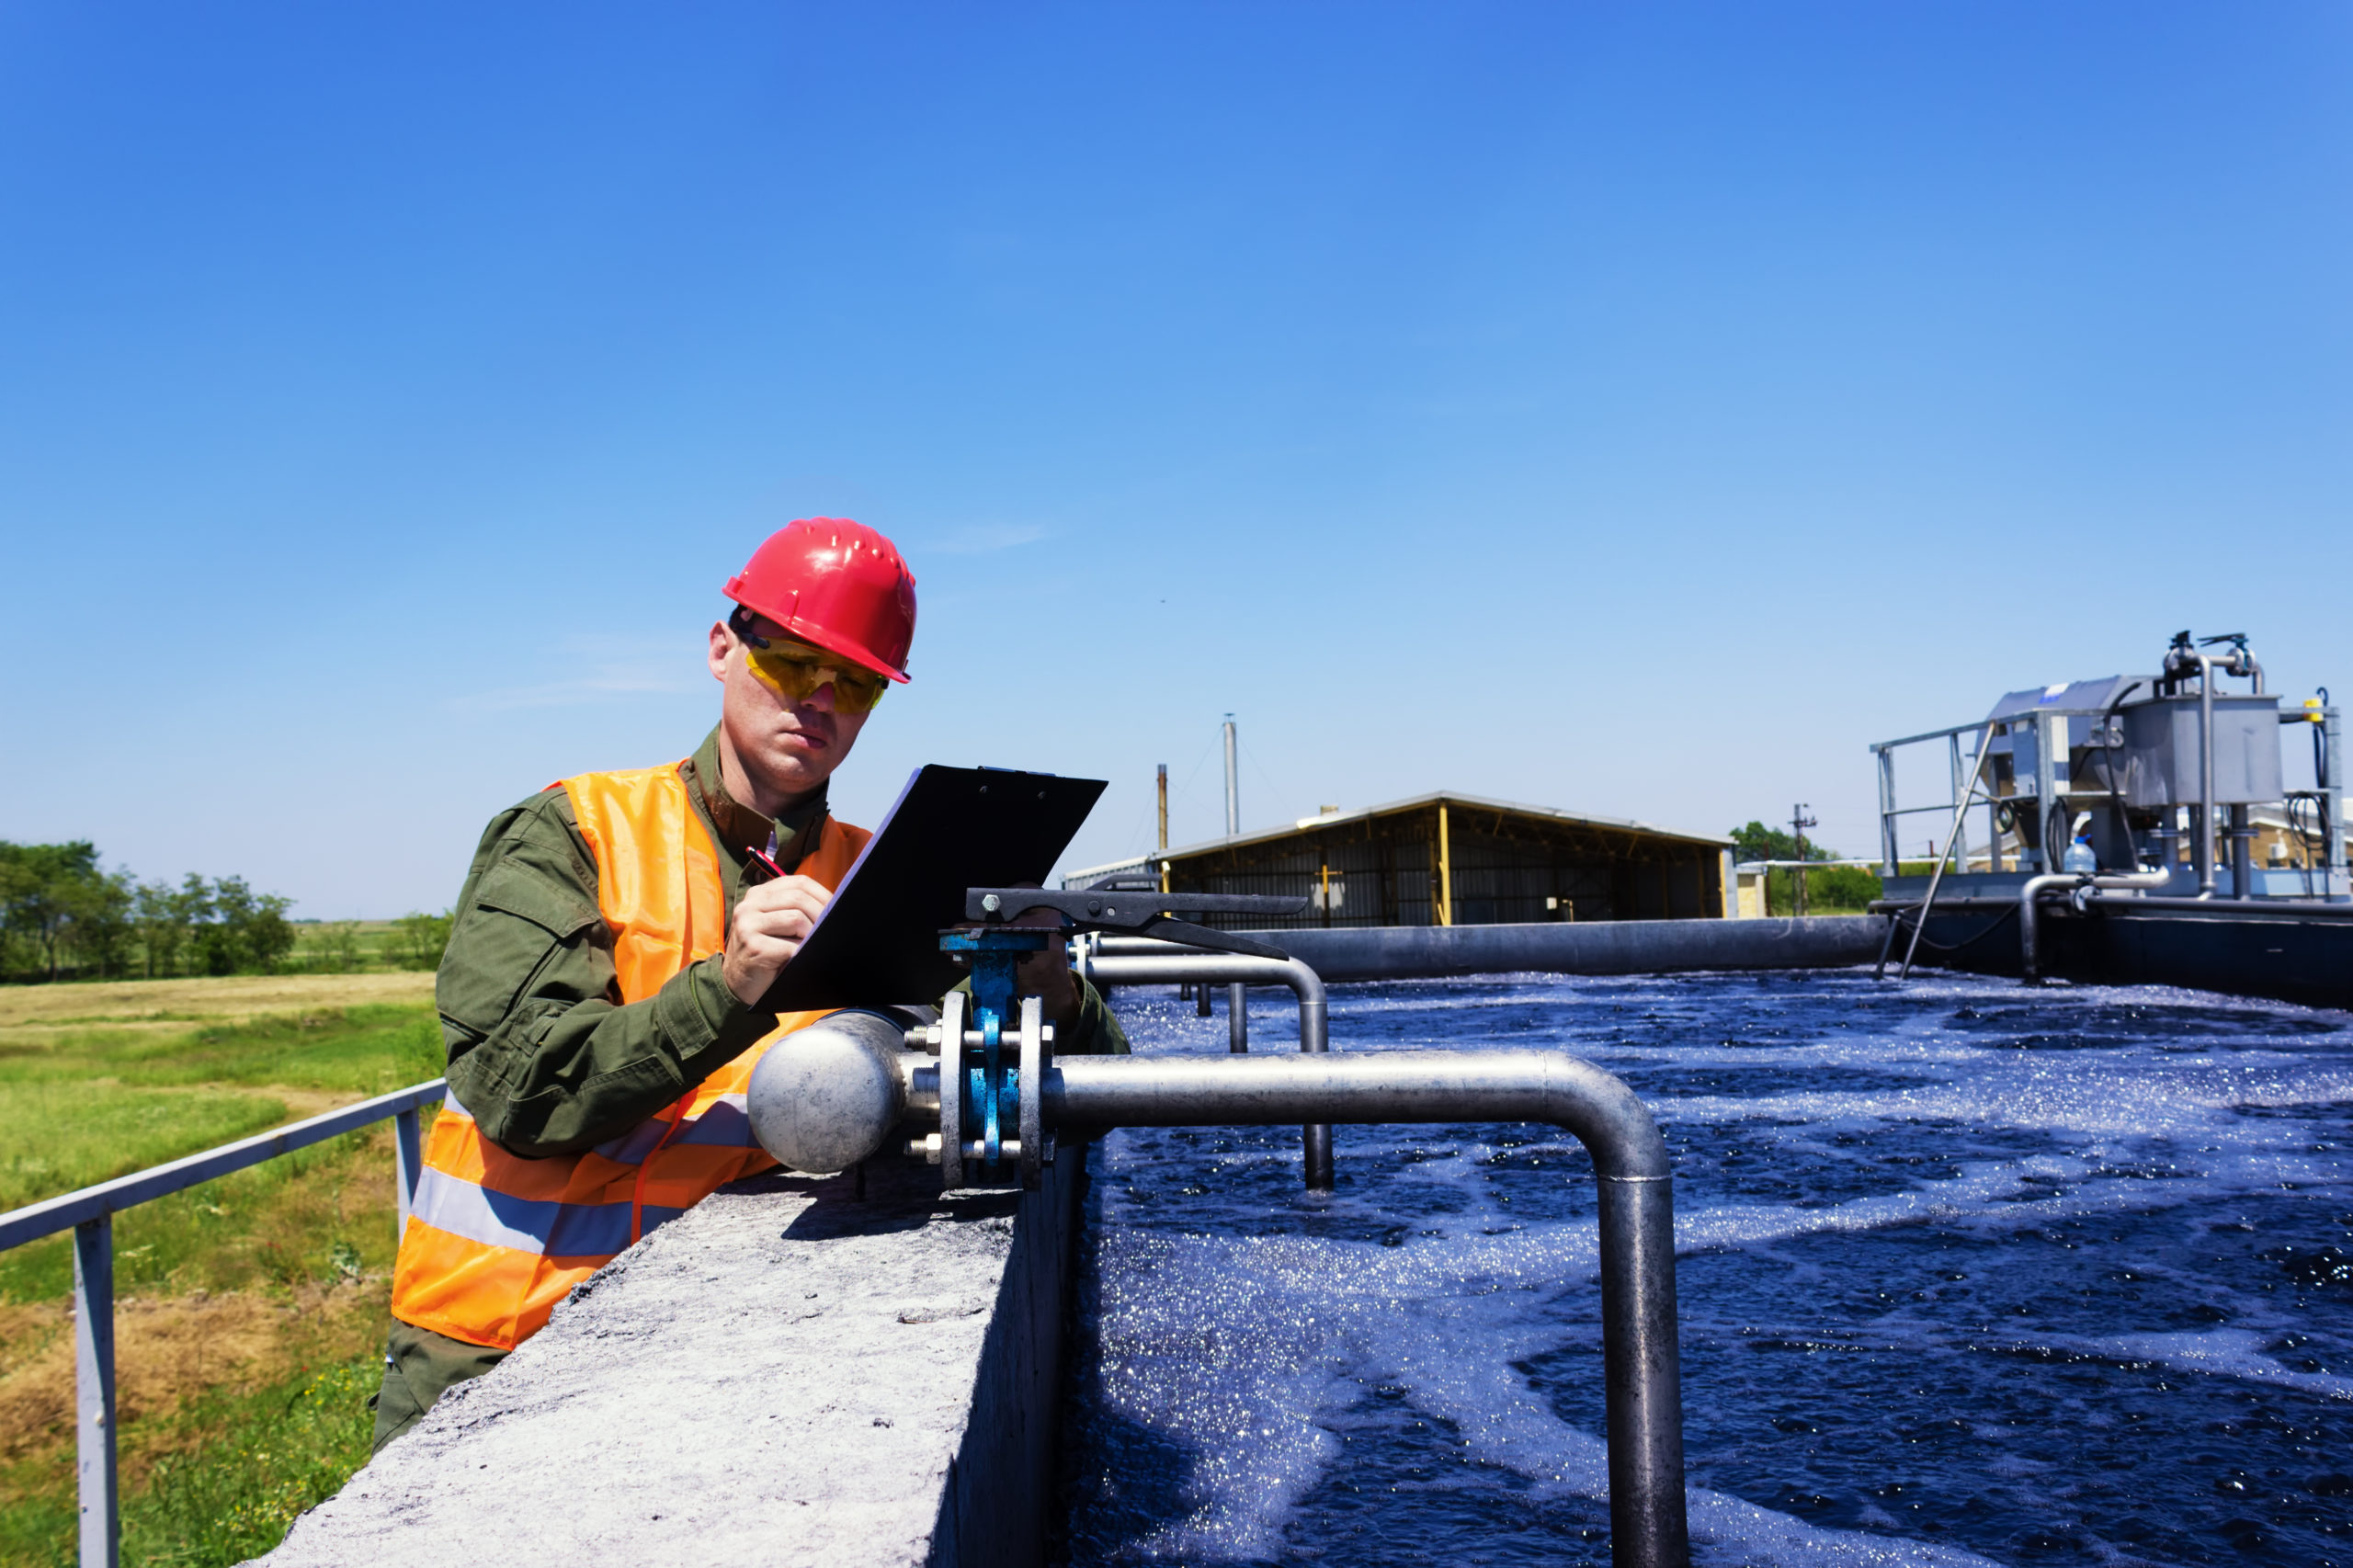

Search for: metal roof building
xmin=1064 ymin=790 xmax=1733 ymax=929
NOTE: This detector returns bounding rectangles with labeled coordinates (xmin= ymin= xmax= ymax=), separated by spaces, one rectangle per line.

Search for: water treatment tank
xmin=2114 ymin=693 xmax=2283 ymax=807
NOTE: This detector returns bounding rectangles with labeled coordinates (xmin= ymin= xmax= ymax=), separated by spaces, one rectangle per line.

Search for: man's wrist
xmin=667 ymin=955 xmax=774 ymax=1072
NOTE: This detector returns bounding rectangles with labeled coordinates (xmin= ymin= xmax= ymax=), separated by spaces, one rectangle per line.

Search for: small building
xmin=1064 ymin=790 xmax=1733 ymax=929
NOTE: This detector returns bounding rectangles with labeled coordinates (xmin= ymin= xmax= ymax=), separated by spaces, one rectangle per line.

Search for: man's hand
xmin=723 ymin=874 xmax=835 ymax=1006
xmin=1004 ymin=903 xmax=1083 ymax=1037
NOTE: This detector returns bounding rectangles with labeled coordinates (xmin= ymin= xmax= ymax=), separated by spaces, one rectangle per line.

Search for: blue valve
xmin=938 ymin=927 xmax=1049 ymax=1181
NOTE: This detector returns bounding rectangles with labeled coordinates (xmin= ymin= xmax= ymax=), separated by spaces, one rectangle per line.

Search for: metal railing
xmin=1870 ymin=710 xmax=2110 ymax=878
xmin=0 ymin=1078 xmax=448 ymax=1568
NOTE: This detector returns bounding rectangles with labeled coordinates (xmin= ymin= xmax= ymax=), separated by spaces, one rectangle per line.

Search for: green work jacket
xmin=436 ymin=728 xmax=1128 ymax=1158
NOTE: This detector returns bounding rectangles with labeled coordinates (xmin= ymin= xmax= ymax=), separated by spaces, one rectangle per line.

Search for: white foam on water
xmin=1073 ymin=971 xmax=2353 ymax=1563
xmin=2023 ymin=1326 xmax=2353 ymax=1402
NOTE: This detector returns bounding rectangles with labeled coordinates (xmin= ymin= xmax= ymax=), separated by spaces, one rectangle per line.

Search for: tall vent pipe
xmin=1222 ymin=715 xmax=1245 ymax=1051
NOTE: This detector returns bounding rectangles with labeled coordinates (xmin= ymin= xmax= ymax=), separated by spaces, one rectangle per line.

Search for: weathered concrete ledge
xmin=1243 ymin=915 xmax=1888 ymax=983
xmin=264 ymin=1149 xmax=1084 ymax=1568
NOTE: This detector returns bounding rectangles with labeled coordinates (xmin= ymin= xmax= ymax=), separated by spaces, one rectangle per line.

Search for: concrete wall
xmin=264 ymin=1148 xmax=1085 ymax=1568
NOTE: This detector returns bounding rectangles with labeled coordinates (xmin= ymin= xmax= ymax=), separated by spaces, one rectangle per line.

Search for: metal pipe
xmin=2327 ymin=705 xmax=2347 ymax=902
xmin=2162 ymin=643 xmax=2258 ymax=899
xmin=1229 ymin=983 xmax=1247 ymax=1052
xmin=1045 ymin=1050 xmax=1688 ymax=1568
xmin=2230 ymin=803 xmax=2255 ymax=900
xmin=2200 ymin=658 xmax=2218 ymax=895
xmin=1222 ymin=716 xmax=1240 ymax=835
xmin=2015 ymin=873 xmax=2078 ymax=984
xmin=1083 ymin=949 xmax=1334 ymax=1191
xmin=1181 ymin=919 xmax=1885 ymax=983
xmin=2017 ymin=865 xmax=2172 ymax=983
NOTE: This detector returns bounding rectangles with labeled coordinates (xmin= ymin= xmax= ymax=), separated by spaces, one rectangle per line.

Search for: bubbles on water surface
xmin=1054 ymin=970 xmax=2353 ymax=1566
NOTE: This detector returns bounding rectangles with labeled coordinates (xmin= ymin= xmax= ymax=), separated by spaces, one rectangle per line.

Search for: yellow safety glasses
xmin=741 ymin=634 xmax=889 ymax=713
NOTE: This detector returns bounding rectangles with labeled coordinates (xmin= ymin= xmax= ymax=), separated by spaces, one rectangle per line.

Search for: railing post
xmin=1875 ymin=744 xmax=1898 ymax=875
xmin=74 ymin=1216 xmax=118 ymax=1568
xmin=2032 ymin=711 xmax=2061 ymax=872
xmin=1227 ymin=984 xmax=1247 ymax=1052
xmin=394 ymin=1107 xmax=423 ymax=1238
xmin=1948 ymin=733 xmax=1969 ymax=870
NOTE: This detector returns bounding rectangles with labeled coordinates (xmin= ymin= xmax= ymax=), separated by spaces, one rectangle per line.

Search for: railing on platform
xmin=0 ymin=1077 xmax=449 ymax=1568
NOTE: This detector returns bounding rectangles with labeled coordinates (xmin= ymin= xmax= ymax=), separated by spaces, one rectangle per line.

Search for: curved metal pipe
xmin=2200 ymin=658 xmax=2218 ymax=896
xmin=2018 ymin=866 xmax=2176 ymax=983
xmin=2016 ymin=873 xmax=2079 ymax=984
xmin=1046 ymin=1049 xmax=1687 ymax=1568
xmin=1081 ymin=949 xmax=1335 ymax=1191
xmin=2165 ymin=644 xmax=2259 ymax=899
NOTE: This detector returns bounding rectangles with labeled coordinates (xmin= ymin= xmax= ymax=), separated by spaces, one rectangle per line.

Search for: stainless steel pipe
xmin=1081 ymin=949 xmax=1335 ymax=1191
xmin=2165 ymin=643 xmax=2261 ymax=899
xmin=2018 ymin=866 xmax=2174 ymax=983
xmin=1046 ymin=1049 xmax=1688 ymax=1568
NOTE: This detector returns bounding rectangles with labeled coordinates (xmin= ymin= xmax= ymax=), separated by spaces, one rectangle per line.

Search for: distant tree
xmin=308 ymin=921 xmax=366 ymax=973
xmin=394 ymin=909 xmax=454 ymax=971
xmin=134 ymin=880 xmax=185 ymax=977
xmin=245 ymin=893 xmax=297 ymax=973
xmin=167 ymin=873 xmax=215 ymax=976
xmin=1728 ymin=822 xmax=1838 ymax=866
xmin=68 ymin=869 xmax=137 ymax=977
xmin=196 ymin=876 xmax=297 ymax=974
xmin=0 ymin=848 xmax=300 ymax=983
xmin=1803 ymin=865 xmax=1884 ymax=912
xmin=1729 ymin=823 xmax=1880 ymax=915
xmin=0 ymin=841 xmax=105 ymax=980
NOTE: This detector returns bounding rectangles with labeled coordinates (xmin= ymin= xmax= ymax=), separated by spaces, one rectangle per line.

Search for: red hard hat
xmin=722 ymin=518 xmax=917 ymax=683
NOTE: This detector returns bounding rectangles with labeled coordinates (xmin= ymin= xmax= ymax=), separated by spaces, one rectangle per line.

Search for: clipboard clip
xmin=962 ymin=889 xmax=1308 ymax=960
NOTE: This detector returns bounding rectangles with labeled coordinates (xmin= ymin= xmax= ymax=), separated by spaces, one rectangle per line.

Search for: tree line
xmin=0 ymin=839 xmax=449 ymax=983
xmin=1728 ymin=821 xmax=1883 ymax=914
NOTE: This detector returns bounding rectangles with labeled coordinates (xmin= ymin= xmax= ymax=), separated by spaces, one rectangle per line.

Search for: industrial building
xmin=1064 ymin=790 xmax=1733 ymax=928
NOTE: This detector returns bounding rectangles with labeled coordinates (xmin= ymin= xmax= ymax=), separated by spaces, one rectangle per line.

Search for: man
xmin=373 ymin=517 xmax=1126 ymax=1449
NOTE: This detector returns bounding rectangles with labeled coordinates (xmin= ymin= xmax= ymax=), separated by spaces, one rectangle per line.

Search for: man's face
xmin=707 ymin=614 xmax=875 ymax=806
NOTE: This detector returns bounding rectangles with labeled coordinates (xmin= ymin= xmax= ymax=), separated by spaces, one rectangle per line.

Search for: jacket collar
xmin=684 ymin=727 xmax=830 ymax=873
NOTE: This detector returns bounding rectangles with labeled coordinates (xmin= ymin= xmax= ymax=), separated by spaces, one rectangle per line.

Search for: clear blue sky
xmin=3 ymin=4 xmax=2346 ymax=917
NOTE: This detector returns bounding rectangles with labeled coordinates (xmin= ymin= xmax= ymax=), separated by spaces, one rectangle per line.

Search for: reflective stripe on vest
xmin=390 ymin=762 xmax=870 ymax=1351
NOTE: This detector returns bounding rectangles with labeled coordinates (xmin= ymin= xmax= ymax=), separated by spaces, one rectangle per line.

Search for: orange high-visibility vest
xmin=389 ymin=762 xmax=870 ymax=1351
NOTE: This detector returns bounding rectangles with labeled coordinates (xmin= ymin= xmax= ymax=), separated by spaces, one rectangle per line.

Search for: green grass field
xmin=0 ymin=975 xmax=441 ymax=1568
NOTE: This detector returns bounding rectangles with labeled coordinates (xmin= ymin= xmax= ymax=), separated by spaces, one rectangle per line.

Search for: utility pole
xmin=1222 ymin=715 xmax=1240 ymax=835
xmin=1156 ymin=763 xmax=1170 ymax=894
xmin=1790 ymin=803 xmax=1818 ymax=917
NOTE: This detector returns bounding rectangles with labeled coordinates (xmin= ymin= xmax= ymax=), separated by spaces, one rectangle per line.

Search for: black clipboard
xmin=758 ymin=764 xmax=1107 ymax=1012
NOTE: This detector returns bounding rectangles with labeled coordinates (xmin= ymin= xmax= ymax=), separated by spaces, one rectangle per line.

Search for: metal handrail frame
xmin=0 ymin=1077 xmax=448 ymax=1568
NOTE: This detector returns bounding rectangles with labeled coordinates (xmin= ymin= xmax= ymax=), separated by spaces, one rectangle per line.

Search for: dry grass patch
xmin=0 ymin=1284 xmax=381 ymax=1473
xmin=0 ymin=972 xmax=435 ymax=1033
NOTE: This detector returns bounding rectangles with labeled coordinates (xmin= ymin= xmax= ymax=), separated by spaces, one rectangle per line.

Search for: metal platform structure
xmin=1868 ymin=631 xmax=2352 ymax=1007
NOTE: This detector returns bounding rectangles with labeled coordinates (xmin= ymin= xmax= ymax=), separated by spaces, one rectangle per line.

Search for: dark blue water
xmin=1054 ymin=971 xmax=2353 ymax=1567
